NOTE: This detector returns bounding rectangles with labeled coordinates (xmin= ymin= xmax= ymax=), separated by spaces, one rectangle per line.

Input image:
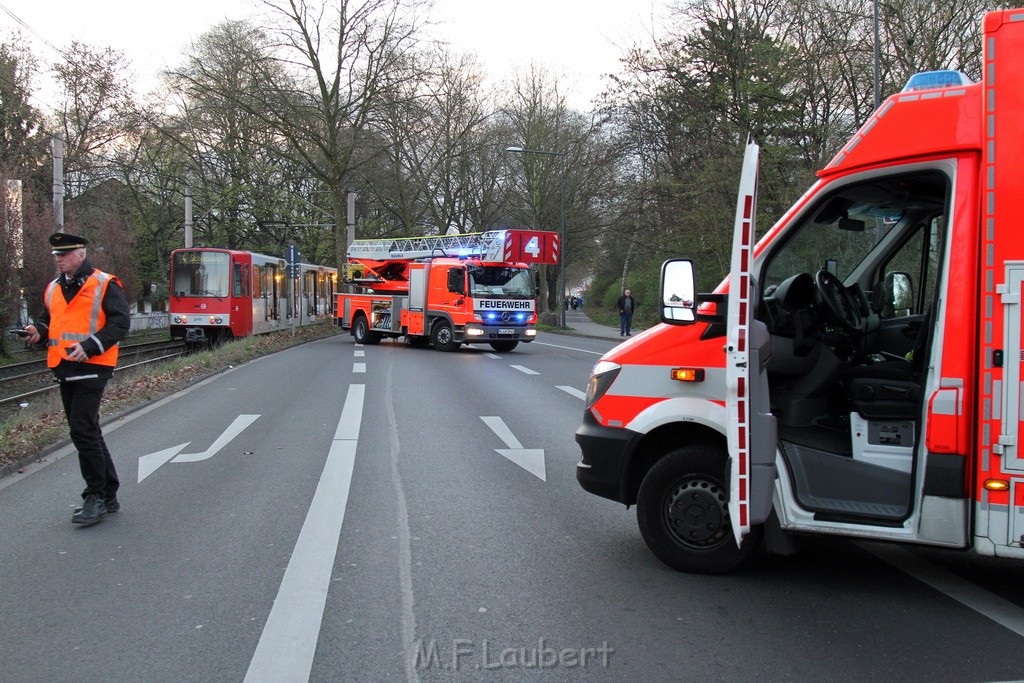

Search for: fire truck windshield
xmin=172 ymin=251 xmax=230 ymax=299
xmin=468 ymin=266 xmax=535 ymax=298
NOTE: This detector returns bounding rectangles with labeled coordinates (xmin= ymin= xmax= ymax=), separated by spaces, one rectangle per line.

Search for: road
xmin=2 ymin=331 xmax=1024 ymax=681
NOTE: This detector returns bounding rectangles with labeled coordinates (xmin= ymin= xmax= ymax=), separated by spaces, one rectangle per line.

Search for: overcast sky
xmin=3 ymin=0 xmax=662 ymax=112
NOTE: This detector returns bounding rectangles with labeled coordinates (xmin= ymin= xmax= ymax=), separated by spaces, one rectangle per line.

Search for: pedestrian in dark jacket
xmin=616 ymin=289 xmax=637 ymax=337
xmin=23 ymin=232 xmax=131 ymax=527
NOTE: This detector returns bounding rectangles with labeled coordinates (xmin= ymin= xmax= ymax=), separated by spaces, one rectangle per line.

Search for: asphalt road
xmin=2 ymin=331 xmax=1024 ymax=681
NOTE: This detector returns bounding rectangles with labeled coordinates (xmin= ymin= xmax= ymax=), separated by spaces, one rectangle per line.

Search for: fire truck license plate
xmin=498 ymin=328 xmax=515 ymax=335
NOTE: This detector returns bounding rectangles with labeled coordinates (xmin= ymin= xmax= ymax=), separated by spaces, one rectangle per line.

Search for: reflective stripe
xmin=61 ymin=333 xmax=91 ymax=341
xmin=89 ymin=271 xmax=110 ymax=334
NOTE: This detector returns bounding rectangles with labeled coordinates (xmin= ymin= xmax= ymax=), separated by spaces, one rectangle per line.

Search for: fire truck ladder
xmin=346 ymin=231 xmax=508 ymax=263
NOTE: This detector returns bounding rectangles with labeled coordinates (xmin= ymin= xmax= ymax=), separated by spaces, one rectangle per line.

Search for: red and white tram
xmin=169 ymin=248 xmax=337 ymax=345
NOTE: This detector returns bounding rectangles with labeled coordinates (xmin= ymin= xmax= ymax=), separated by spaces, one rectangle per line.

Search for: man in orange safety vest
xmin=24 ymin=232 xmax=131 ymax=527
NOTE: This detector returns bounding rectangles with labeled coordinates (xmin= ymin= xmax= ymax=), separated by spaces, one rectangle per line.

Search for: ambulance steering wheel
xmin=815 ymin=269 xmax=863 ymax=332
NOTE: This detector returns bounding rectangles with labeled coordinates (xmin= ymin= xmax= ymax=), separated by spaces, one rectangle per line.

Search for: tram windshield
xmin=468 ymin=266 xmax=535 ymax=298
xmin=172 ymin=251 xmax=230 ymax=299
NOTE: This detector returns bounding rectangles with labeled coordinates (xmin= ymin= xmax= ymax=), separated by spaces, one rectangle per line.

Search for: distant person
xmin=23 ymin=232 xmax=131 ymax=527
xmin=617 ymin=289 xmax=637 ymax=337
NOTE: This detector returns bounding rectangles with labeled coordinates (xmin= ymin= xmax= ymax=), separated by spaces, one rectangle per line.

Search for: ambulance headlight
xmin=586 ymin=361 xmax=621 ymax=410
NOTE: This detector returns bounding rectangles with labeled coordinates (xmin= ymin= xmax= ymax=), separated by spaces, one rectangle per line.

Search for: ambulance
xmin=575 ymin=8 xmax=1024 ymax=573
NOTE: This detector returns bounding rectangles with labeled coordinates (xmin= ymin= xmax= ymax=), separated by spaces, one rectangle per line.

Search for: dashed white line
xmin=354 ymin=363 xmax=366 ymax=373
xmin=355 ymin=350 xmax=365 ymax=357
xmin=510 ymin=365 xmax=539 ymax=375
xmin=557 ymin=386 xmax=587 ymax=400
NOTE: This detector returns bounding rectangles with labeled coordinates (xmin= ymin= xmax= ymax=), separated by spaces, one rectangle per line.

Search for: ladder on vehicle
xmin=346 ymin=231 xmax=510 ymax=263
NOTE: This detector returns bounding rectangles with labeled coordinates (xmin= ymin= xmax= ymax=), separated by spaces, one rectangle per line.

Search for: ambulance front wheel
xmin=636 ymin=445 xmax=762 ymax=574
xmin=431 ymin=321 xmax=460 ymax=351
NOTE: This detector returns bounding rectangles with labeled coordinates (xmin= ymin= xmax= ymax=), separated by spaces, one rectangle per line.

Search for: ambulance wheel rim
xmin=663 ymin=478 xmax=730 ymax=548
xmin=436 ymin=326 xmax=452 ymax=345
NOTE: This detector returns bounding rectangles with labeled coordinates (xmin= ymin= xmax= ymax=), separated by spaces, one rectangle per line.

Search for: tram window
xmin=233 ymin=262 xmax=244 ymax=297
xmin=172 ymin=251 xmax=230 ymax=297
xmin=252 ymin=265 xmax=263 ymax=298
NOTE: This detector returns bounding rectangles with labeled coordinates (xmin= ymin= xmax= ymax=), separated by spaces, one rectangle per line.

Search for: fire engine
xmin=334 ymin=230 xmax=560 ymax=352
xmin=576 ymin=8 xmax=1024 ymax=574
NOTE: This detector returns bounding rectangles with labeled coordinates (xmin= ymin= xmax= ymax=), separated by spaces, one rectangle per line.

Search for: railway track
xmin=0 ymin=339 xmax=188 ymax=421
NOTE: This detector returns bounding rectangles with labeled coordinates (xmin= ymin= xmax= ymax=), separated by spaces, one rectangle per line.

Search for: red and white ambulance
xmin=576 ymin=8 xmax=1024 ymax=573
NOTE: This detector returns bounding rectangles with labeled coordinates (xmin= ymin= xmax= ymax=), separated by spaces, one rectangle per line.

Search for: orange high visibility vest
xmin=44 ymin=270 xmax=121 ymax=368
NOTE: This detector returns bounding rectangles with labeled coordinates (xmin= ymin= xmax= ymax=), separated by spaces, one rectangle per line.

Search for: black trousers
xmin=59 ymin=376 xmax=119 ymax=500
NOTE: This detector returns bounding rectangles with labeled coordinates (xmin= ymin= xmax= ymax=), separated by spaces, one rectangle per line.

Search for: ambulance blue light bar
xmin=902 ymin=70 xmax=973 ymax=92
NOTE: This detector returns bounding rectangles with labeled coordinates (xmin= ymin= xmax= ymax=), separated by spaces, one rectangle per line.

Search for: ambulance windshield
xmin=763 ymin=171 xmax=948 ymax=291
xmin=468 ymin=266 xmax=535 ymax=298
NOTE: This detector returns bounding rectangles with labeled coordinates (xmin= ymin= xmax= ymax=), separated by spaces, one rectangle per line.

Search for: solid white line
xmin=354 ymin=362 xmax=366 ymax=373
xmin=557 ymin=386 xmax=587 ymax=400
xmin=859 ymin=542 xmax=1024 ymax=638
xmin=245 ymin=384 xmax=365 ymax=682
xmin=480 ymin=416 xmax=523 ymax=449
xmin=510 ymin=365 xmax=539 ymax=375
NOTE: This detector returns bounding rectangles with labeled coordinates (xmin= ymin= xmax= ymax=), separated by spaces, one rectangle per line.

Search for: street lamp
xmin=505 ymin=145 xmax=567 ymax=328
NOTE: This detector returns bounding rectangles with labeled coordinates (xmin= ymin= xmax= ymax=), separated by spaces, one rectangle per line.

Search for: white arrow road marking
xmin=137 ymin=443 xmax=190 ymax=483
xmin=558 ymin=386 xmax=587 ymax=400
xmin=173 ymin=414 xmax=261 ymax=463
xmin=480 ymin=416 xmax=546 ymax=481
xmin=510 ymin=365 xmax=539 ymax=375
xmin=137 ymin=414 xmax=261 ymax=482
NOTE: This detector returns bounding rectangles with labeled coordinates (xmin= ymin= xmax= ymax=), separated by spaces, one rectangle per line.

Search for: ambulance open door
xmin=724 ymin=139 xmax=777 ymax=547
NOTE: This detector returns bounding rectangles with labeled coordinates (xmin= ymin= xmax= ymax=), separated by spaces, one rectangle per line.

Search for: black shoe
xmin=74 ymin=497 xmax=119 ymax=514
xmin=72 ymin=494 xmax=108 ymax=526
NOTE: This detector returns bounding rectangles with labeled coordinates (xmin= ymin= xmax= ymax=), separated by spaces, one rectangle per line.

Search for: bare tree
xmin=52 ymin=42 xmax=137 ymax=196
xmin=255 ymin=0 xmax=430 ymax=267
xmin=368 ymin=47 xmax=493 ymax=235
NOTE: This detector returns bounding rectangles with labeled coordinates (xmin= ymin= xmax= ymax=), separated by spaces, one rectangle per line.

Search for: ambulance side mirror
xmin=660 ymin=259 xmax=697 ymax=324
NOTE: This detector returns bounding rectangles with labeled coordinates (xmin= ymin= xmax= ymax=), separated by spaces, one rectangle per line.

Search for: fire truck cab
xmin=576 ymin=9 xmax=1024 ymax=574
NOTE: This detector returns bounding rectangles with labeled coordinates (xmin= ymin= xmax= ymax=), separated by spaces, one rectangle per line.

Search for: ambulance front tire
xmin=636 ymin=445 xmax=762 ymax=574
xmin=431 ymin=321 xmax=459 ymax=351
xmin=352 ymin=314 xmax=381 ymax=345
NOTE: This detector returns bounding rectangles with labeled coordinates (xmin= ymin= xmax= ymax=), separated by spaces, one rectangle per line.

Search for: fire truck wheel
xmin=636 ymin=445 xmax=762 ymax=574
xmin=352 ymin=314 xmax=381 ymax=345
xmin=489 ymin=340 xmax=519 ymax=352
xmin=431 ymin=321 xmax=460 ymax=351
